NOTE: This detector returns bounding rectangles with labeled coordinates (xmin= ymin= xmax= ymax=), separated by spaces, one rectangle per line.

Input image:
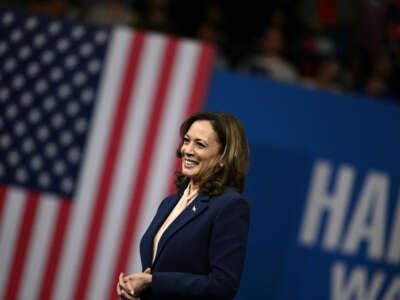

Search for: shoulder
xmin=208 ymin=188 xmax=251 ymax=229
xmin=215 ymin=187 xmax=246 ymax=200
xmin=209 ymin=187 xmax=250 ymax=211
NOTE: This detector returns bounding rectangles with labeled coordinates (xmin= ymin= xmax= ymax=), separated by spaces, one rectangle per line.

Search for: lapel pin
xmin=192 ymin=205 xmax=196 ymax=212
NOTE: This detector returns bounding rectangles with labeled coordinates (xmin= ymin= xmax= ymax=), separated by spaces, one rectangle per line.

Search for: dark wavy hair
xmin=175 ymin=112 xmax=250 ymax=195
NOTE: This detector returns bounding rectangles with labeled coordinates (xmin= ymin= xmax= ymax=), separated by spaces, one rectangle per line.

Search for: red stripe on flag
xmin=108 ymin=37 xmax=179 ymax=299
xmin=73 ymin=32 xmax=145 ymax=300
xmin=185 ymin=43 xmax=215 ymax=116
xmin=4 ymin=192 xmax=40 ymax=300
xmin=0 ymin=185 xmax=7 ymax=223
xmin=167 ymin=43 xmax=215 ymax=195
xmin=37 ymin=199 xmax=72 ymax=300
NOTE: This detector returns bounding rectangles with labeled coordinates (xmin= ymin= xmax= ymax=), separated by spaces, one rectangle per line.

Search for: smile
xmin=184 ymin=159 xmax=199 ymax=167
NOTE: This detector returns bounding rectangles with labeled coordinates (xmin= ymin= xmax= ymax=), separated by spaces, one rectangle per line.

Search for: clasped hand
xmin=116 ymin=268 xmax=152 ymax=299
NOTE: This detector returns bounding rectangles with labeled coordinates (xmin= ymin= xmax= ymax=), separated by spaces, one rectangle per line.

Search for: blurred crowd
xmin=5 ymin=0 xmax=400 ymax=103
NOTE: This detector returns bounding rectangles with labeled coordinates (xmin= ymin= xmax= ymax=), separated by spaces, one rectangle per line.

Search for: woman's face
xmin=180 ymin=120 xmax=222 ymax=181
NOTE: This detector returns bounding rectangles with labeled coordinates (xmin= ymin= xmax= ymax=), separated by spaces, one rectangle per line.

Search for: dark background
xmin=4 ymin=0 xmax=400 ymax=104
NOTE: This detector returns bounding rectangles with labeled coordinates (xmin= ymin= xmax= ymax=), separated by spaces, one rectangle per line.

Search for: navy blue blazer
xmin=139 ymin=187 xmax=250 ymax=300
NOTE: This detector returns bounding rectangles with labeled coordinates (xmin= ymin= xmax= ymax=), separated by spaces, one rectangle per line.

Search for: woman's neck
xmin=188 ymin=180 xmax=199 ymax=193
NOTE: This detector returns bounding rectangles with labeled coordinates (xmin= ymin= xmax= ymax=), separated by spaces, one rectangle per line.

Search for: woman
xmin=117 ymin=111 xmax=250 ymax=300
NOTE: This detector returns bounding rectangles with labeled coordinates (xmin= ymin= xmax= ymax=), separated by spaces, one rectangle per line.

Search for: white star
xmin=61 ymin=177 xmax=74 ymax=193
xmin=73 ymin=72 xmax=87 ymax=86
xmin=81 ymin=88 xmax=94 ymax=103
xmin=4 ymin=58 xmax=17 ymax=72
xmin=0 ymin=134 xmax=11 ymax=149
xmin=94 ymin=31 xmax=108 ymax=44
xmin=79 ymin=43 xmax=93 ymax=57
xmin=68 ymin=147 xmax=80 ymax=163
xmin=2 ymin=12 xmax=15 ymax=26
xmin=35 ymin=79 xmax=49 ymax=94
xmin=15 ymin=168 xmax=28 ymax=183
xmin=19 ymin=46 xmax=32 ymax=59
xmin=57 ymin=38 xmax=70 ymax=52
xmin=58 ymin=83 xmax=71 ymax=98
xmin=10 ymin=29 xmax=23 ymax=42
xmin=33 ymin=34 xmax=47 ymax=48
xmin=65 ymin=55 xmax=78 ymax=69
xmin=12 ymin=74 xmax=26 ymax=89
xmin=0 ymin=87 xmax=10 ymax=102
xmin=14 ymin=121 xmax=27 ymax=136
xmin=50 ymin=67 xmax=63 ymax=82
xmin=71 ymin=26 xmax=85 ymax=39
xmin=38 ymin=172 xmax=51 ymax=187
xmin=53 ymin=160 xmax=66 ymax=175
xmin=67 ymin=101 xmax=80 ymax=116
xmin=88 ymin=59 xmax=101 ymax=73
xmin=48 ymin=21 xmax=62 ymax=35
xmin=30 ymin=155 xmax=43 ymax=170
xmin=27 ymin=62 xmax=41 ymax=77
xmin=28 ymin=109 xmax=41 ymax=124
xmin=8 ymin=150 xmax=20 ymax=166
xmin=45 ymin=142 xmax=58 ymax=158
xmin=51 ymin=113 xmax=65 ymax=129
xmin=74 ymin=118 xmax=88 ymax=133
xmin=43 ymin=96 xmax=56 ymax=111
xmin=20 ymin=92 xmax=33 ymax=107
xmin=22 ymin=138 xmax=35 ymax=154
xmin=37 ymin=125 xmax=50 ymax=141
xmin=6 ymin=104 xmax=18 ymax=120
xmin=42 ymin=50 xmax=55 ymax=64
xmin=25 ymin=17 xmax=39 ymax=30
xmin=60 ymin=130 xmax=73 ymax=145
xmin=0 ymin=41 xmax=8 ymax=55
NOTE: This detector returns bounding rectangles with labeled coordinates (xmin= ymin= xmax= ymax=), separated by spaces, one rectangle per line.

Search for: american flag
xmin=0 ymin=9 xmax=214 ymax=300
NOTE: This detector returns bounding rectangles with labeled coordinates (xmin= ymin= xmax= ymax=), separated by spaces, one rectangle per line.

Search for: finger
xmin=144 ymin=268 xmax=151 ymax=274
xmin=123 ymin=274 xmax=132 ymax=282
xmin=119 ymin=279 xmax=134 ymax=295
xmin=117 ymin=282 xmax=121 ymax=295
xmin=117 ymin=282 xmax=127 ymax=298
xmin=119 ymin=273 xmax=128 ymax=289
xmin=120 ymin=289 xmax=135 ymax=300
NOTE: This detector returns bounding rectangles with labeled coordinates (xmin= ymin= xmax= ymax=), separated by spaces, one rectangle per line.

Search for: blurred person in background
xmin=301 ymin=56 xmax=342 ymax=91
xmin=362 ymin=50 xmax=395 ymax=99
xmin=195 ymin=3 xmax=230 ymax=68
xmin=239 ymin=25 xmax=298 ymax=83
xmin=132 ymin=0 xmax=175 ymax=34
xmin=84 ymin=0 xmax=137 ymax=27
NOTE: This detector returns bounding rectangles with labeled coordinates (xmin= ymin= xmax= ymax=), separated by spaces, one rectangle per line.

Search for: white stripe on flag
xmin=0 ymin=188 xmax=26 ymax=298
xmin=18 ymin=194 xmax=58 ymax=300
xmin=52 ymin=27 xmax=133 ymax=300
xmin=87 ymin=33 xmax=167 ymax=300
xmin=128 ymin=40 xmax=202 ymax=273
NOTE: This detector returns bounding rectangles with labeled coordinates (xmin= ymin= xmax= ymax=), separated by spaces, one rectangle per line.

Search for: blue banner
xmin=205 ymin=69 xmax=400 ymax=300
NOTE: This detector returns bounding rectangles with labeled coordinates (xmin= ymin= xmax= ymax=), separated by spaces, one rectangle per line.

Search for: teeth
xmin=185 ymin=159 xmax=197 ymax=166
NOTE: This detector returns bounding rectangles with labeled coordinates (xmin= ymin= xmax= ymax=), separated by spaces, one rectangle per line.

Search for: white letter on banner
xmin=387 ymin=190 xmax=400 ymax=264
xmin=383 ymin=276 xmax=400 ymax=300
xmin=299 ymin=160 xmax=354 ymax=250
xmin=342 ymin=172 xmax=388 ymax=260
xmin=331 ymin=261 xmax=385 ymax=300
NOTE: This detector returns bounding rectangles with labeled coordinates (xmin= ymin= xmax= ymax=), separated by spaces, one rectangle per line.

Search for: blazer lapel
xmin=152 ymin=194 xmax=210 ymax=265
xmin=142 ymin=195 xmax=180 ymax=268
